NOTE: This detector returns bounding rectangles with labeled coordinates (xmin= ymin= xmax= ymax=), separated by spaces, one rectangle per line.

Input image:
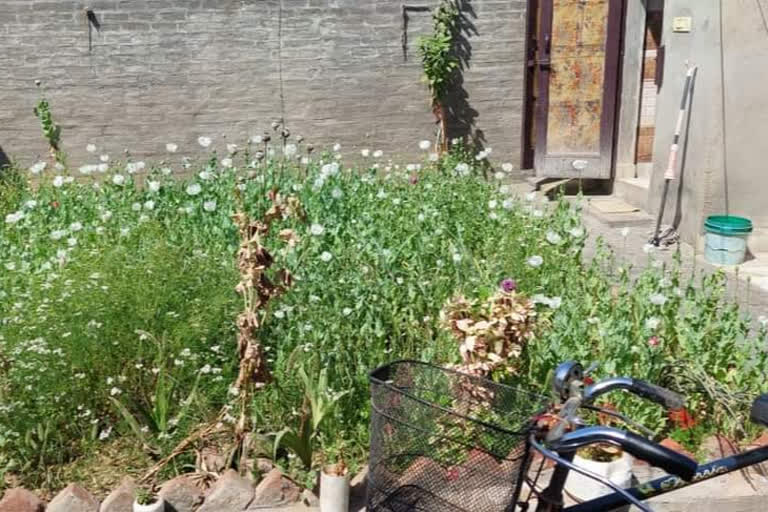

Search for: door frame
xmin=520 ymin=0 xmax=539 ymax=170
xmin=524 ymin=0 xmax=626 ymax=179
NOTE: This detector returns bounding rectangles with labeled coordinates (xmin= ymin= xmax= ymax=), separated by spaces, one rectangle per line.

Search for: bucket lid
xmin=705 ymin=215 xmax=753 ymax=234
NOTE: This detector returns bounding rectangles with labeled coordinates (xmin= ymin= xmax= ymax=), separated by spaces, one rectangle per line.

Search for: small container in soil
xmin=133 ymin=486 xmax=165 ymax=512
xmin=320 ymin=462 xmax=350 ymax=512
xmin=564 ymin=450 xmax=633 ymax=511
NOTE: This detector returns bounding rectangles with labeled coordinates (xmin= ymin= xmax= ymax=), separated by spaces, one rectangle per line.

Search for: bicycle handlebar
xmin=548 ymin=426 xmax=698 ymax=481
xmin=584 ymin=377 xmax=685 ymax=410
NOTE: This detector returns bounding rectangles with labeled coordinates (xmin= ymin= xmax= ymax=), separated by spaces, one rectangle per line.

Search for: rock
xmin=159 ymin=475 xmax=203 ymax=512
xmin=748 ymin=431 xmax=768 ymax=448
xmin=300 ymin=488 xmax=319 ymax=508
xmin=255 ymin=457 xmax=274 ymax=474
xmin=350 ymin=465 xmax=368 ymax=490
xmin=47 ymin=483 xmax=99 ymax=512
xmin=100 ymin=477 xmax=136 ymax=512
xmin=250 ymin=468 xmax=301 ymax=508
xmin=199 ymin=469 xmax=253 ymax=512
xmin=659 ymin=438 xmax=696 ymax=459
xmin=0 ymin=488 xmax=45 ymax=512
xmin=349 ymin=466 xmax=368 ymax=512
xmin=198 ymin=447 xmax=227 ymax=474
xmin=701 ymin=434 xmax=738 ymax=460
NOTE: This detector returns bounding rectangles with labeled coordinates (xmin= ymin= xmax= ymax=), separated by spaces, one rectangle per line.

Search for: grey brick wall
xmin=0 ymin=0 xmax=527 ymax=169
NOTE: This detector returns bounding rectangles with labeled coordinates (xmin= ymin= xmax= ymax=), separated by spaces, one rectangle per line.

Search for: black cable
xmin=719 ymin=0 xmax=730 ymax=214
xmin=758 ymin=0 xmax=768 ymax=36
xmin=277 ymin=0 xmax=286 ymax=127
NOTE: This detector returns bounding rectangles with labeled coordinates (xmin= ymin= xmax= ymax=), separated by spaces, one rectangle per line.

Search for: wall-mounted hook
xmin=84 ymin=7 xmax=100 ymax=53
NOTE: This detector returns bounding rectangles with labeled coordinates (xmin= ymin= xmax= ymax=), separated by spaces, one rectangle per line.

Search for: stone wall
xmin=0 ymin=0 xmax=528 ymax=169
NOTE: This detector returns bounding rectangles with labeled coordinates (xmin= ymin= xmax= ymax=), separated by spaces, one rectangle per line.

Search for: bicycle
xmin=366 ymin=360 xmax=768 ymax=511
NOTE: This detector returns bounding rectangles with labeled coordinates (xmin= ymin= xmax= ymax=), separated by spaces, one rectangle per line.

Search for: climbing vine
xmin=417 ymin=0 xmax=460 ymax=153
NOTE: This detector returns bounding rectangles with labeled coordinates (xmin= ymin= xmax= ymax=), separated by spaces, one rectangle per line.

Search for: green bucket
xmin=704 ymin=215 xmax=753 ymax=265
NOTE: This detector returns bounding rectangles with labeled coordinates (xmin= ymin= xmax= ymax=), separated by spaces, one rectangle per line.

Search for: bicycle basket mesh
xmin=367 ymin=361 xmax=549 ymax=512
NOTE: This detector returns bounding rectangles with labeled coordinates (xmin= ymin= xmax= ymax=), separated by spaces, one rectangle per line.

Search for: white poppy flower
xmin=50 ymin=229 xmax=67 ymax=240
xmin=186 ymin=183 xmax=202 ymax=196
xmin=5 ymin=211 xmax=24 ymax=224
xmin=29 ymin=161 xmax=46 ymax=174
xmin=419 ymin=140 xmax=431 ymax=151
xmin=126 ymin=161 xmax=145 ymax=174
xmin=527 ymin=255 xmax=544 ymax=267
xmin=197 ymin=136 xmax=212 ymax=148
xmin=645 ymin=317 xmax=661 ymax=330
xmin=112 ymin=174 xmax=126 ymax=186
xmin=284 ymin=144 xmax=297 ymax=157
xmin=546 ymin=231 xmax=563 ymax=245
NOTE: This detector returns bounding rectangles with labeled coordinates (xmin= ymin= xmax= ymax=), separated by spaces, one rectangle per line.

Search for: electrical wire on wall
xmin=718 ymin=0 xmax=729 ymax=215
xmin=277 ymin=0 xmax=286 ymax=128
xmin=758 ymin=0 xmax=768 ymax=35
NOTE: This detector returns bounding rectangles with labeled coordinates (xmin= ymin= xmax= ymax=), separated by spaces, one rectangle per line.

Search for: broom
xmin=650 ymin=64 xmax=697 ymax=246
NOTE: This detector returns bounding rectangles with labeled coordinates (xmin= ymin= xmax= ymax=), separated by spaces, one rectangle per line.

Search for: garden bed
xmin=1 ymin=138 xmax=766 ymax=493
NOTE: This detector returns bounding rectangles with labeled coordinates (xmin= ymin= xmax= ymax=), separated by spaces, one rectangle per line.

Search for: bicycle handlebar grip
xmin=630 ymin=379 xmax=685 ymax=410
xmin=621 ymin=430 xmax=698 ymax=481
xmin=551 ymin=427 xmax=698 ymax=481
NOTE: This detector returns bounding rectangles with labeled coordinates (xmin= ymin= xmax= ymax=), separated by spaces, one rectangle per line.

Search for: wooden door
xmin=534 ymin=0 xmax=623 ymax=179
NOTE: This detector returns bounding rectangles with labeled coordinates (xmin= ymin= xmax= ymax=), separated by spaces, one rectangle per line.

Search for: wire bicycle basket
xmin=367 ymin=360 xmax=550 ymax=512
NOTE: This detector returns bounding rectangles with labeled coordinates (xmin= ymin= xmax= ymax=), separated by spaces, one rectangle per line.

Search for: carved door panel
xmin=534 ymin=0 xmax=623 ymax=179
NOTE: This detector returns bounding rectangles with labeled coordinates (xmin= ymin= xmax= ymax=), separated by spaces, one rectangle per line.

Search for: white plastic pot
xmin=320 ymin=469 xmax=350 ymax=512
xmin=564 ymin=452 xmax=633 ymax=509
xmin=132 ymin=498 xmax=165 ymax=512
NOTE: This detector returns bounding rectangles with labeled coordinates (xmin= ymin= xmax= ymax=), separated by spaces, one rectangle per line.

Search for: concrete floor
xmin=504 ymin=178 xmax=768 ymax=324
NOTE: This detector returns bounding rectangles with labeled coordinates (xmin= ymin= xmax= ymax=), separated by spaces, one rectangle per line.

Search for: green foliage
xmin=273 ymin=358 xmax=350 ymax=469
xmin=135 ymin=486 xmax=157 ymax=505
xmin=33 ymin=97 xmax=62 ymax=153
xmin=417 ymin=0 xmax=461 ymax=105
xmin=1 ymin=139 xmax=766 ymax=490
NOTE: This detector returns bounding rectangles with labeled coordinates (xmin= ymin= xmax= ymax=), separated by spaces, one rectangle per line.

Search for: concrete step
xmin=614 ymin=177 xmax=651 ymax=212
xmin=583 ymin=196 xmax=654 ymax=228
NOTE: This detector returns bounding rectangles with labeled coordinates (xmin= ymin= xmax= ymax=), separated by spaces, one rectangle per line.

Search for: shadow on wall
xmin=444 ymin=0 xmax=483 ymax=148
xmin=0 ymin=144 xmax=10 ymax=172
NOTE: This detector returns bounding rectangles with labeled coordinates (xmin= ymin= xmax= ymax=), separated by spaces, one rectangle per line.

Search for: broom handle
xmin=664 ymin=66 xmax=697 ymax=180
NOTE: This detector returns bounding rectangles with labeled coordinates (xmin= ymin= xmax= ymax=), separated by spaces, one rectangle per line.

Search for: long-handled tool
xmin=650 ymin=64 xmax=697 ymax=246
